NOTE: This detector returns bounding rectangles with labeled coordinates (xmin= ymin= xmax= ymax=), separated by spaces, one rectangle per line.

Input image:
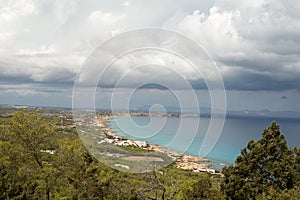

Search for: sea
xmin=107 ymin=115 xmax=300 ymax=170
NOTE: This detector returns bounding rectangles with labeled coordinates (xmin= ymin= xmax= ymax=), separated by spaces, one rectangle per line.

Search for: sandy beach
xmin=97 ymin=113 xmax=222 ymax=175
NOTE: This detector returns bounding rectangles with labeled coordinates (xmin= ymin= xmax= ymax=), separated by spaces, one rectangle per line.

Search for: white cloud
xmin=0 ymin=0 xmax=299 ymax=92
xmin=53 ymin=0 xmax=78 ymax=25
xmin=0 ymin=0 xmax=214 ymax=85
xmin=164 ymin=0 xmax=300 ymax=90
xmin=122 ymin=1 xmax=130 ymax=7
xmin=0 ymin=31 xmax=13 ymax=41
xmin=16 ymin=45 xmax=56 ymax=56
xmin=0 ymin=0 xmax=299 ymax=111
xmin=88 ymin=10 xmax=126 ymax=26
xmin=0 ymin=0 xmax=38 ymax=21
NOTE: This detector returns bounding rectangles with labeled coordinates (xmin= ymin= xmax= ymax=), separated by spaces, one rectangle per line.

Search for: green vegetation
xmin=118 ymin=145 xmax=154 ymax=154
xmin=0 ymin=111 xmax=222 ymax=199
xmin=1 ymin=110 xmax=299 ymax=199
xmin=221 ymin=121 xmax=300 ymax=200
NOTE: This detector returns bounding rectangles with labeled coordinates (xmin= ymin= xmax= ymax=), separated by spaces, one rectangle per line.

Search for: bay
xmin=107 ymin=115 xmax=300 ymax=170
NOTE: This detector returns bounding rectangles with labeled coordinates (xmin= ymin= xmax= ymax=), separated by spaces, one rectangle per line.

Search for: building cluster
xmin=98 ymin=138 xmax=148 ymax=148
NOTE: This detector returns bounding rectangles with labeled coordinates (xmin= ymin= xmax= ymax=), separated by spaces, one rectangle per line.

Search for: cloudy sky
xmin=0 ymin=0 xmax=300 ymax=112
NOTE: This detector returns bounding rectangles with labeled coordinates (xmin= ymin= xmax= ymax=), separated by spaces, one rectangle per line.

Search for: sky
xmin=0 ymin=0 xmax=300 ymax=112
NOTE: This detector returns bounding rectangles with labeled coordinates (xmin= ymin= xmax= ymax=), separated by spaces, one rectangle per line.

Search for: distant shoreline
xmin=1 ymin=104 xmax=300 ymax=120
xmin=98 ymin=113 xmax=223 ymax=175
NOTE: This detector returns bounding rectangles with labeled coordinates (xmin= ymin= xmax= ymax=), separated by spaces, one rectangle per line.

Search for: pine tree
xmin=221 ymin=121 xmax=295 ymax=200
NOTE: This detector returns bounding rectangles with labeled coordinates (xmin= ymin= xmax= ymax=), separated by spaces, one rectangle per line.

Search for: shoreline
xmin=98 ymin=114 xmax=223 ymax=175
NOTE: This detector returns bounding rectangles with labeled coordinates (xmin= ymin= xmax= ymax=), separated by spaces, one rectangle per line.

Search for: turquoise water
xmin=107 ymin=116 xmax=300 ymax=169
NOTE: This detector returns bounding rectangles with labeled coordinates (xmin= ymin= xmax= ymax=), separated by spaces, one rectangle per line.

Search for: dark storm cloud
xmin=0 ymin=58 xmax=76 ymax=85
xmin=0 ymin=0 xmax=300 ymax=92
xmin=222 ymin=72 xmax=300 ymax=91
xmin=169 ymin=0 xmax=300 ymax=92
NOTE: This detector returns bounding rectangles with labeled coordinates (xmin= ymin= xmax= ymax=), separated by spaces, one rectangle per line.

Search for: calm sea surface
xmin=108 ymin=116 xmax=300 ymax=169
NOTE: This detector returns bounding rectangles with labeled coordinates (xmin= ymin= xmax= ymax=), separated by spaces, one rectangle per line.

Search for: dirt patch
xmin=122 ymin=156 xmax=164 ymax=162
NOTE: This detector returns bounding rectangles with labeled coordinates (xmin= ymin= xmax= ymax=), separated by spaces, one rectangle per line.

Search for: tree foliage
xmin=221 ymin=121 xmax=298 ymax=200
xmin=0 ymin=110 xmax=223 ymax=200
xmin=180 ymin=174 xmax=223 ymax=200
xmin=2 ymin=111 xmax=299 ymax=200
xmin=0 ymin=111 xmax=110 ymax=199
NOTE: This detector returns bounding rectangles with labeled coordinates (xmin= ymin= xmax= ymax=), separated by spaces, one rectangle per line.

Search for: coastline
xmin=98 ymin=113 xmax=223 ymax=175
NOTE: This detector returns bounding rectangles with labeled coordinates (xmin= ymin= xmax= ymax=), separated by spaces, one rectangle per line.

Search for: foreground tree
xmin=181 ymin=175 xmax=223 ymax=200
xmin=0 ymin=111 xmax=56 ymax=199
xmin=221 ymin=121 xmax=296 ymax=199
xmin=0 ymin=111 xmax=113 ymax=199
xmin=257 ymin=186 xmax=300 ymax=200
